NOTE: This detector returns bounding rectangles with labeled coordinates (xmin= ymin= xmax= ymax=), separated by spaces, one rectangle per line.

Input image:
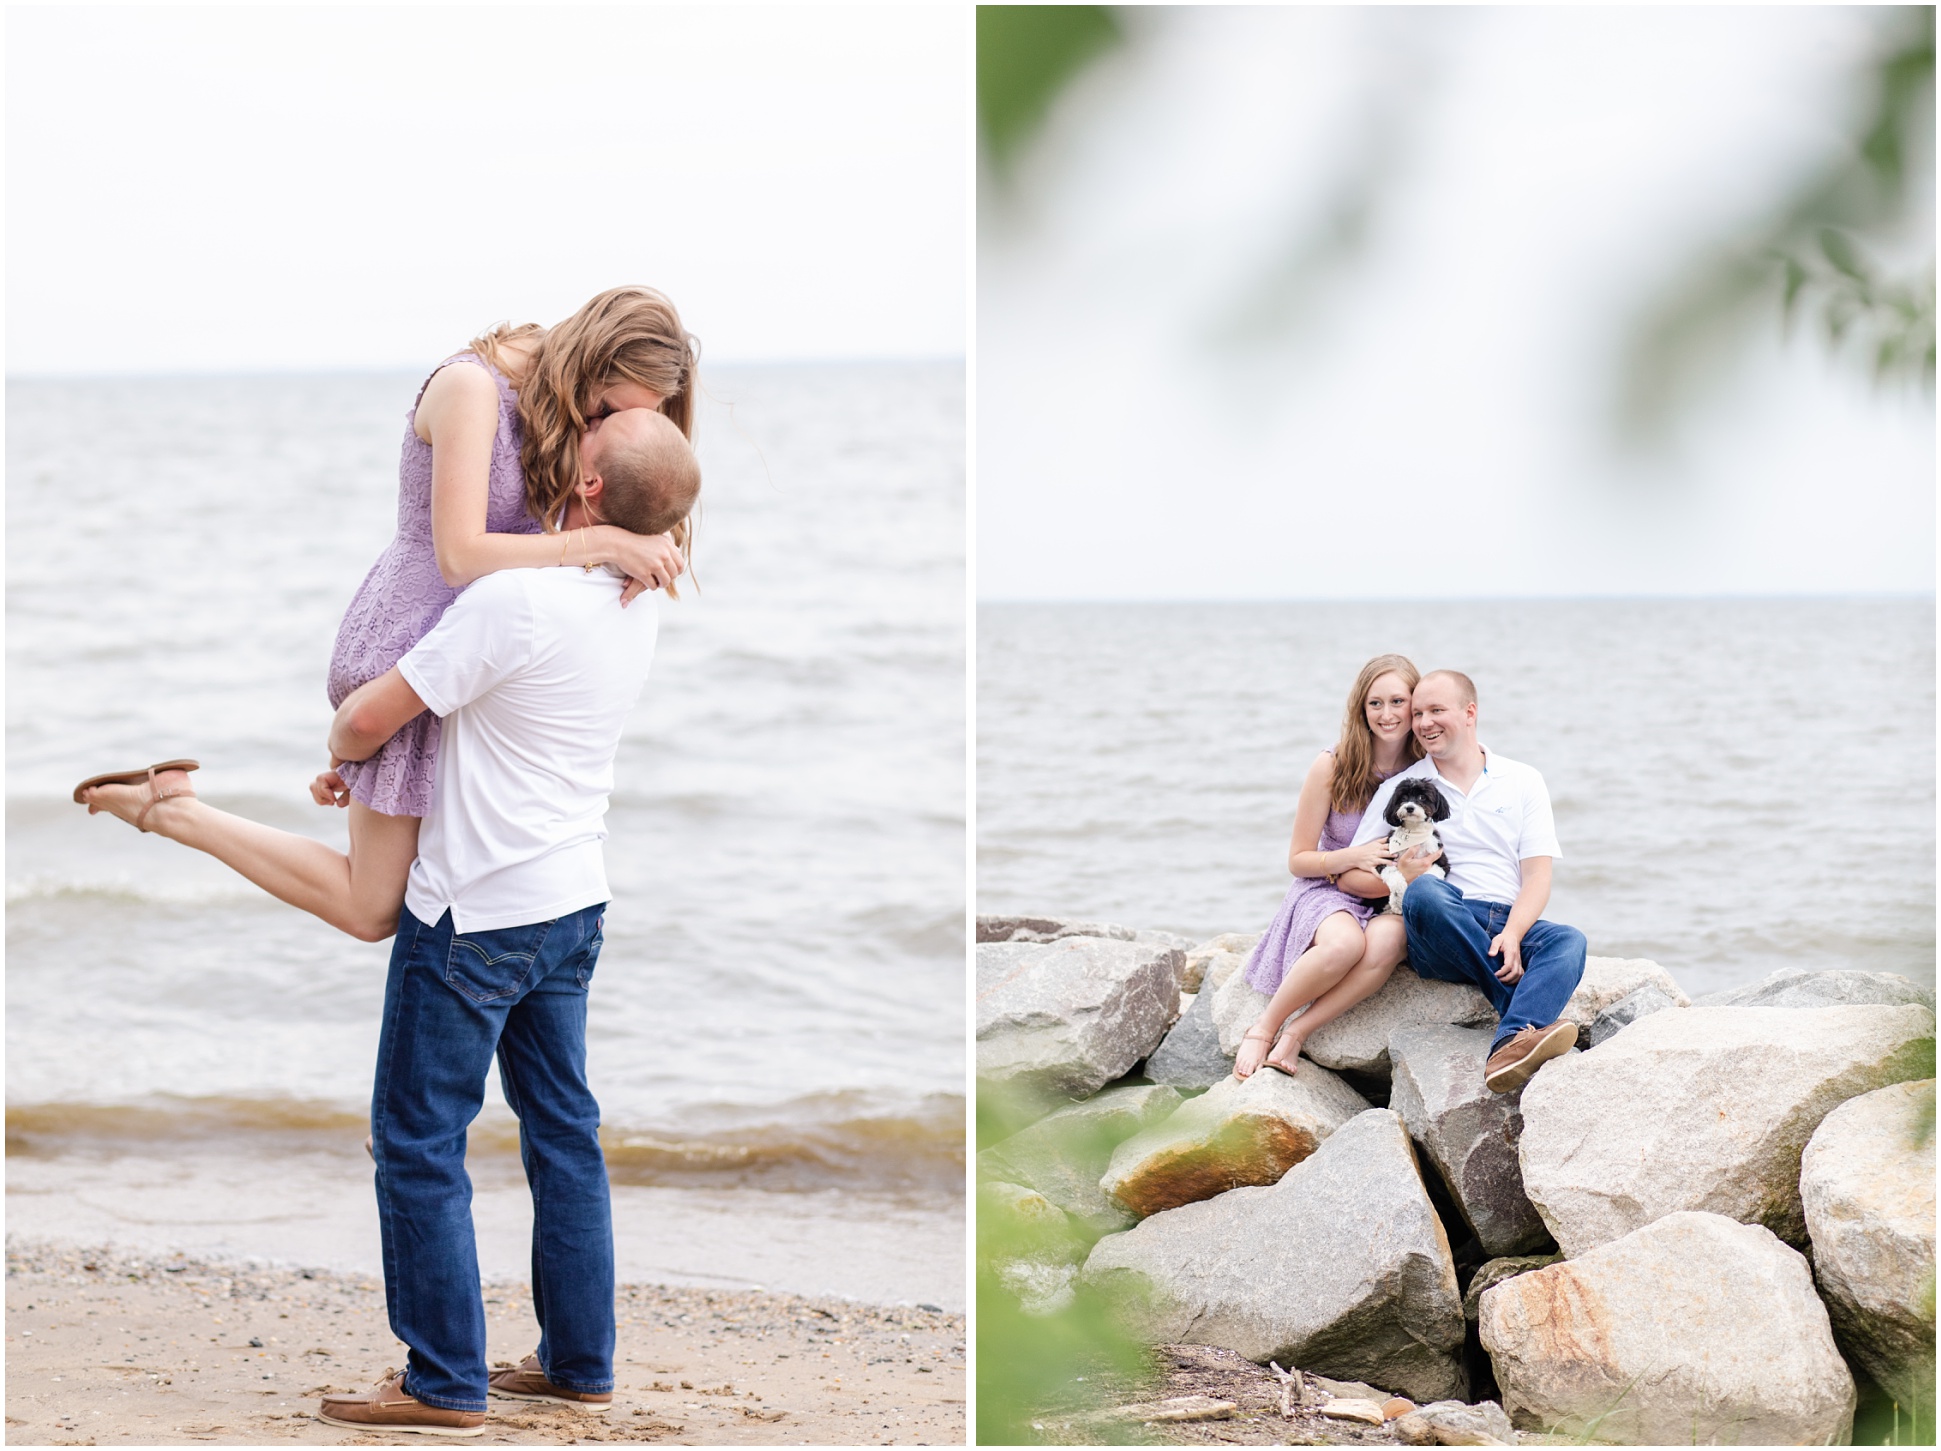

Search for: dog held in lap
xmin=1378 ymin=777 xmax=1450 ymax=914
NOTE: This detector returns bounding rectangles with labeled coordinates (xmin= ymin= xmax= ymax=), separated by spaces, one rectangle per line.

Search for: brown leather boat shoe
xmin=1483 ymin=1020 xmax=1578 ymax=1094
xmin=488 ymin=1353 xmax=614 ymax=1410
xmin=316 ymin=1370 xmax=486 ymax=1437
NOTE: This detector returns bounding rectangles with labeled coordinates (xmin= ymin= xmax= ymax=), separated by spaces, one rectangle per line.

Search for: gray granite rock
xmin=1182 ymin=933 xmax=1261 ymax=994
xmin=1800 ymin=1078 xmax=1936 ymax=1412
xmin=1302 ymin=966 xmax=1497 ymax=1079
xmin=1479 ymin=1211 xmax=1854 ymax=1444
xmin=1100 ymin=1064 xmax=1369 ymax=1218
xmin=1134 ymin=928 xmax=1198 ymax=951
xmin=979 ymin=1083 xmax=1184 ymax=1234
xmin=1391 ymin=1399 xmax=1514 ymax=1445
xmin=1517 ymin=1003 xmax=1936 ymax=1254
xmin=1388 ymin=1024 xmax=1553 ymax=1257
xmin=1693 ymin=967 xmax=1935 ymax=1012
xmin=977 ymin=914 xmax=1137 ymax=945
xmin=977 ymin=938 xmax=1184 ymax=1100
xmin=1460 ymin=1254 xmax=1561 ymax=1325
xmin=1084 ymin=1109 xmax=1467 ymax=1403
xmin=1583 ymin=983 xmax=1677 ymax=1049
xmin=1144 ymin=985 xmax=1234 ymax=1090
xmin=1557 ymin=955 xmax=1689 ymax=1032
xmin=979 ymin=1179 xmax=1090 ymax=1317
xmin=1210 ymin=962 xmax=1274 ymax=1057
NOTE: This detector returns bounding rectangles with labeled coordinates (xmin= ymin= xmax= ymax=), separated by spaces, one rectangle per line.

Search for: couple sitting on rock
xmin=1235 ymin=654 xmax=1586 ymax=1095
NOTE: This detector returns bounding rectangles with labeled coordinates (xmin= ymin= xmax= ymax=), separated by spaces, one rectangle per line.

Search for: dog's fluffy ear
xmin=1383 ymin=790 xmax=1405 ymax=826
xmin=1427 ymin=785 xmax=1452 ymax=822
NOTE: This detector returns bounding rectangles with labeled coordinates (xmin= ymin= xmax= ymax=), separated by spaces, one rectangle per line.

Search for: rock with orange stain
xmin=1800 ymin=1078 xmax=1936 ymax=1412
xmin=1517 ymin=1003 xmax=1936 ymax=1255
xmin=1478 ymin=1211 xmax=1854 ymax=1444
xmin=1083 ymin=1109 xmax=1467 ymax=1403
xmin=1098 ymin=1063 xmax=1368 ymax=1217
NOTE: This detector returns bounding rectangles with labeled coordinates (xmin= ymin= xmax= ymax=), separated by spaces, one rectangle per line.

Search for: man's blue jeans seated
xmin=1400 ymin=876 xmax=1586 ymax=1053
xmin=371 ymin=901 xmax=615 ymax=1414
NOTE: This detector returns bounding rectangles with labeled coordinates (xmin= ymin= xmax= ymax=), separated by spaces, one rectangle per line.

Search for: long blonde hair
xmin=1331 ymin=653 xmax=1424 ymax=814
xmin=471 ymin=286 xmax=700 ymax=592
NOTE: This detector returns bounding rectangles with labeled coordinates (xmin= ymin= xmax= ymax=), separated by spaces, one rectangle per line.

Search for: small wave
xmin=6 ymin=1091 xmax=967 ymax=1200
xmin=6 ymin=875 xmax=262 ymax=908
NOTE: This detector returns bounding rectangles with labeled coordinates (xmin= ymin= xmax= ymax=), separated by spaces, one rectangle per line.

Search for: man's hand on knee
xmin=1488 ymin=931 xmax=1524 ymax=984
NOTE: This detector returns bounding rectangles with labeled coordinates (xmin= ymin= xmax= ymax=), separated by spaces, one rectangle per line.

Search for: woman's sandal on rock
xmin=72 ymin=758 xmax=200 ymax=832
xmin=1234 ymin=1026 xmax=1278 ymax=1079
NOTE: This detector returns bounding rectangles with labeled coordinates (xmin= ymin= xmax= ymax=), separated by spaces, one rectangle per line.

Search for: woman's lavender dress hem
xmin=1242 ymin=802 xmax=1382 ymax=995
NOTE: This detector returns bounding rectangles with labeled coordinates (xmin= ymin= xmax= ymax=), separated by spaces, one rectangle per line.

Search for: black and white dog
xmin=1377 ymin=778 xmax=1452 ymax=914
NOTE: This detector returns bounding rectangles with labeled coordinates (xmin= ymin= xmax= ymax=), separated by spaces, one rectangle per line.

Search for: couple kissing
xmin=1235 ymin=654 xmax=1586 ymax=1095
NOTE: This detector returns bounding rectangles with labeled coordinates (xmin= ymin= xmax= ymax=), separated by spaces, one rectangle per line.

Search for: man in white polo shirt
xmin=1338 ymin=669 xmax=1587 ymax=1094
xmin=311 ymin=409 xmax=699 ymax=1438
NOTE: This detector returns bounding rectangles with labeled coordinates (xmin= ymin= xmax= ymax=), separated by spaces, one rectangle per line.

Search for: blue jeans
xmin=371 ymin=902 xmax=615 ymax=1412
xmin=1400 ymin=876 xmax=1586 ymax=1051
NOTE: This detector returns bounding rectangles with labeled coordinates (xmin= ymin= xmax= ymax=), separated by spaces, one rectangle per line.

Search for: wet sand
xmin=5 ymin=1241 xmax=966 ymax=1446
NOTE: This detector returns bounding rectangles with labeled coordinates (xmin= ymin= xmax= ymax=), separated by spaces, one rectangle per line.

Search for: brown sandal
xmin=72 ymin=759 xmax=200 ymax=832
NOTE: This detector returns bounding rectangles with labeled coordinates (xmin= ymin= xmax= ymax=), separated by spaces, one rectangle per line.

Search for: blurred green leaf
xmin=1621 ymin=7 xmax=1934 ymax=439
xmin=978 ymin=5 xmax=1122 ymax=176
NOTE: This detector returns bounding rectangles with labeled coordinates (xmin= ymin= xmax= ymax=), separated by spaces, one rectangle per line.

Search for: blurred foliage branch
xmin=978 ymin=5 xmax=1122 ymax=180
xmin=977 ymin=5 xmax=1934 ymax=441
xmin=1620 ymin=6 xmax=1934 ymax=436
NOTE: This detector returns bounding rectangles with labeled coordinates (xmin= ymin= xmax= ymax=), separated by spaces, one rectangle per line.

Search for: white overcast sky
xmin=7 ymin=4 xmax=967 ymax=373
xmin=979 ymin=6 xmax=1935 ymax=599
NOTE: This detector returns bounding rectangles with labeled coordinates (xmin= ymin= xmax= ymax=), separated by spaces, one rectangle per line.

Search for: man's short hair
xmin=1421 ymin=669 xmax=1478 ymax=707
xmin=591 ymin=411 xmax=701 ymax=536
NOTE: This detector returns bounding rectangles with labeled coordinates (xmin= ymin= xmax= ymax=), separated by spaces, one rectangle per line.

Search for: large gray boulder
xmin=1557 ymin=955 xmax=1688 ymax=1032
xmin=979 ymin=1180 xmax=1090 ymax=1317
xmin=1143 ymin=986 xmax=1233 ymax=1090
xmin=1214 ymin=960 xmax=1498 ymax=1074
xmin=1388 ymin=1024 xmax=1553 ymax=1256
xmin=1800 ymin=1078 xmax=1936 ymax=1412
xmin=1479 ymin=1211 xmax=1854 ymax=1444
xmin=1182 ymin=933 xmax=1261 ymax=994
xmin=977 ymin=914 xmax=1136 ymax=945
xmin=1210 ymin=961 xmax=1275 ymax=1056
xmin=979 ymin=1083 xmax=1183 ymax=1234
xmin=976 ymin=938 xmax=1184 ymax=1099
xmin=1583 ymin=984 xmax=1678 ymax=1049
xmin=1303 ymin=966 xmax=1497 ymax=1077
xmin=1084 ymin=1109 xmax=1467 ymax=1403
xmin=1694 ymin=967 xmax=1935 ymax=1011
xmin=1460 ymin=1255 xmax=1561 ymax=1326
xmin=1518 ymin=1003 xmax=1936 ymax=1255
xmin=1100 ymin=1065 xmax=1369 ymax=1218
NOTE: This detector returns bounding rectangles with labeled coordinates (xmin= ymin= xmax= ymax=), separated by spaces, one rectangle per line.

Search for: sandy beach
xmin=5 ymin=1241 xmax=965 ymax=1446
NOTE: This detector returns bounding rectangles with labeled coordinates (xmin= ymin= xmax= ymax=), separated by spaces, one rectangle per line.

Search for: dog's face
xmin=1385 ymin=778 xmax=1451 ymax=828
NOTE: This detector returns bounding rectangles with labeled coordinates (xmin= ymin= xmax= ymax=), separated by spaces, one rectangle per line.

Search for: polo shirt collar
xmin=1425 ymin=744 xmax=1490 ymax=800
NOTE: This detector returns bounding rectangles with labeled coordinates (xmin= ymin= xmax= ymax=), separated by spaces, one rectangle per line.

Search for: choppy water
xmin=6 ymin=363 xmax=966 ymax=1300
xmin=978 ymin=600 xmax=1934 ymax=998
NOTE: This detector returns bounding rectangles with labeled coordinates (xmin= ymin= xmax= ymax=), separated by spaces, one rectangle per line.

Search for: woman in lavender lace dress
xmin=75 ymin=287 xmax=696 ymax=940
xmin=1232 ymin=654 xmax=1424 ymax=1078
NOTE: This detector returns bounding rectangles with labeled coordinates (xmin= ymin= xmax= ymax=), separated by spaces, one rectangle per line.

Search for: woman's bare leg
xmin=1234 ymin=912 xmax=1366 ymax=1078
xmin=1264 ymin=913 xmax=1409 ymax=1073
xmin=85 ymin=770 xmax=418 ymax=942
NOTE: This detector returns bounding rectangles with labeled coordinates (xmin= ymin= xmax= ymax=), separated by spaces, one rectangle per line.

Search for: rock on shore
xmin=1517 ymin=1002 xmax=1936 ymax=1254
xmin=1084 ymin=1109 xmax=1467 ymax=1403
xmin=1388 ymin=1024 xmax=1553 ymax=1257
xmin=1800 ymin=1078 xmax=1937 ymax=1412
xmin=1099 ymin=1065 xmax=1369 ymax=1218
xmin=1479 ymin=1211 xmax=1854 ymax=1445
xmin=1143 ymin=985 xmax=1233 ymax=1090
xmin=976 ymin=937 xmax=1184 ymax=1100
xmin=1694 ymin=967 xmax=1937 ymax=1011
xmin=979 ymin=1083 xmax=1183 ymax=1234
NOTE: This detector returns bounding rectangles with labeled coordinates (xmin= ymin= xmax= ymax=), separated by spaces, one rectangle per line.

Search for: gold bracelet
xmin=558 ymin=530 xmax=570 ymax=567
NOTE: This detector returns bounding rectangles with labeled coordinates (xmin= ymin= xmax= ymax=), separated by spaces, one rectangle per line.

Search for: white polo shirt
xmin=1350 ymin=746 xmax=1562 ymax=907
xmin=397 ymin=566 xmax=658 ymax=933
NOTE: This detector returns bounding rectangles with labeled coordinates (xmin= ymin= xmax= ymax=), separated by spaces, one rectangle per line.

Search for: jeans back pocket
xmin=445 ymin=918 xmax=557 ymax=1004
